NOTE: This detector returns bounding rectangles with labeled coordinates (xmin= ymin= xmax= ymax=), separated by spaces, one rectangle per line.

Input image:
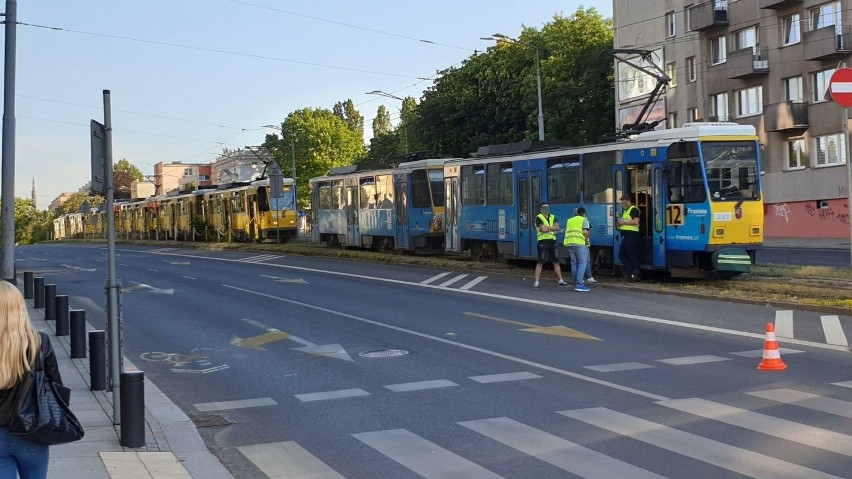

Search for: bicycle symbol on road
xmin=140 ymin=348 xmax=230 ymax=374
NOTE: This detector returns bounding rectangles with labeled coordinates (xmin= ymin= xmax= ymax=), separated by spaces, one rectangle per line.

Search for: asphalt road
xmin=757 ymin=247 xmax=850 ymax=268
xmin=16 ymin=243 xmax=852 ymax=479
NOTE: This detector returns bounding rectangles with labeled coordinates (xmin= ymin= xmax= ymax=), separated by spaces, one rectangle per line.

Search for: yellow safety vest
xmin=536 ymin=213 xmax=556 ymax=241
xmin=620 ymin=205 xmax=640 ymax=233
xmin=563 ymin=215 xmax=587 ymax=246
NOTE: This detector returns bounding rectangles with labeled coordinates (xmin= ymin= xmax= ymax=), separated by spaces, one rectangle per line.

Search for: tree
xmin=114 ymin=159 xmax=144 ymax=200
xmin=372 ymin=105 xmax=393 ymax=137
xmin=263 ymin=108 xmax=366 ymax=208
xmin=5 ymin=197 xmax=52 ymax=244
xmin=333 ymin=99 xmax=365 ymax=139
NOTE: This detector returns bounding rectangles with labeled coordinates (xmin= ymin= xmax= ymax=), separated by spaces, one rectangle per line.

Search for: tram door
xmin=517 ymin=170 xmax=542 ymax=259
xmin=394 ymin=180 xmax=409 ymax=250
xmin=346 ymin=186 xmax=359 ymax=246
xmin=613 ymin=163 xmax=665 ymax=269
xmin=651 ymin=166 xmax=667 ymax=268
xmin=444 ymin=169 xmax=460 ymax=253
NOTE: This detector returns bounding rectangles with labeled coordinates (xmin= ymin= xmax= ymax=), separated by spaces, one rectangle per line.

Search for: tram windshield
xmin=265 ymin=185 xmax=295 ymax=211
xmin=701 ymin=141 xmax=760 ymax=202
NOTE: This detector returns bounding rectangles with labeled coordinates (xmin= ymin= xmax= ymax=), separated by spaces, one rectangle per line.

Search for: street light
xmin=481 ymin=33 xmax=545 ymax=141
xmin=261 ymin=124 xmax=297 ymax=210
xmin=365 ymin=90 xmax=409 ymax=153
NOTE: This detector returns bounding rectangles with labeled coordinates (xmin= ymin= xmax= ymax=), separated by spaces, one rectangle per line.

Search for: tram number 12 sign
xmin=666 ymin=204 xmax=685 ymax=226
xmin=829 ymin=68 xmax=852 ymax=108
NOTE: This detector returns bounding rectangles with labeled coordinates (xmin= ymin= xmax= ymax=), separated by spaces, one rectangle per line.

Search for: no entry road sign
xmin=829 ymin=68 xmax=852 ymax=107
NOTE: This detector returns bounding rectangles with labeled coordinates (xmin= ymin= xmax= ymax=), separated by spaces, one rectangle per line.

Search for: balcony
xmin=759 ymin=0 xmax=802 ymax=9
xmin=764 ymin=101 xmax=809 ymax=131
xmin=803 ymin=26 xmax=852 ymax=60
xmin=688 ymin=1 xmax=728 ymax=32
xmin=727 ymin=47 xmax=769 ymax=79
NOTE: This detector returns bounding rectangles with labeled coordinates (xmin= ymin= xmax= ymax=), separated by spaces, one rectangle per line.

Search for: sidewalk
xmin=762 ymin=237 xmax=850 ymax=250
xmin=23 ymin=299 xmax=234 ymax=479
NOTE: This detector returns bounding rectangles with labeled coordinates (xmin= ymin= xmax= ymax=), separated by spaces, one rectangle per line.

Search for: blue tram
xmin=310 ymin=159 xmax=447 ymax=253
xmin=443 ymin=123 xmax=763 ymax=276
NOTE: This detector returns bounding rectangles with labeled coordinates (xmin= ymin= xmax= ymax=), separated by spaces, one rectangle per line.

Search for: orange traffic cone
xmin=757 ymin=322 xmax=787 ymax=371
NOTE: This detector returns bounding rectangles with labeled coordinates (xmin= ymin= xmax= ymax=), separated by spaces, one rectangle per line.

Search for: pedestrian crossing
xmin=774 ymin=310 xmax=850 ymax=347
xmin=422 ymin=271 xmax=489 ymax=291
xmin=234 ymin=382 xmax=852 ymax=478
xmin=241 ymin=253 xmax=281 ymax=264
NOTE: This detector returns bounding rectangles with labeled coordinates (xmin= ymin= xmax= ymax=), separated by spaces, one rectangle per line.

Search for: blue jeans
xmin=585 ymin=246 xmax=593 ymax=279
xmin=0 ymin=426 xmax=49 ymax=479
xmin=567 ymin=245 xmax=588 ymax=286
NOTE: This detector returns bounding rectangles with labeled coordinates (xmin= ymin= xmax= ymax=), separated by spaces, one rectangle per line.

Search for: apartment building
xmin=153 ymin=161 xmax=212 ymax=195
xmin=613 ymin=0 xmax=850 ymax=238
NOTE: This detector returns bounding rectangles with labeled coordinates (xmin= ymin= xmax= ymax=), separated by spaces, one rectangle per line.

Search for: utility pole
xmin=103 ymin=90 xmax=122 ymax=423
xmin=1 ymin=0 xmax=17 ymax=283
xmin=290 ymin=132 xmax=297 ymax=212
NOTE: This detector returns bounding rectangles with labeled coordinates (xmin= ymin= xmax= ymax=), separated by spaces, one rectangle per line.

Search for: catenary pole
xmin=103 ymin=90 xmax=122 ymax=424
xmin=1 ymin=0 xmax=17 ymax=283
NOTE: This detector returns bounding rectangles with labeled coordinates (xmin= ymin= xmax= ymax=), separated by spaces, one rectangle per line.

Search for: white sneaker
xmin=557 ymin=279 xmax=568 ymax=286
xmin=533 ymin=281 xmax=539 ymax=289
xmin=586 ymin=277 xmax=597 ymax=283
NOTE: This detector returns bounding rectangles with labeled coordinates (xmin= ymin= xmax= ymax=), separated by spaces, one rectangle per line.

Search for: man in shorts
xmin=533 ymin=203 xmax=567 ymax=289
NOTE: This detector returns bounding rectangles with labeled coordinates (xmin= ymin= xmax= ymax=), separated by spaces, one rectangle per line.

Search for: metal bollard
xmin=89 ymin=331 xmax=107 ymax=391
xmin=33 ymin=277 xmax=45 ymax=309
xmin=23 ymin=272 xmax=33 ymax=299
xmin=70 ymin=310 xmax=86 ymax=358
xmin=55 ymin=295 xmax=70 ymax=336
xmin=120 ymin=371 xmax=145 ymax=448
xmin=44 ymin=284 xmax=56 ymax=321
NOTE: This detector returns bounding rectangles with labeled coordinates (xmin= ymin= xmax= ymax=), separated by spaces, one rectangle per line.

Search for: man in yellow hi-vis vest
xmin=564 ymin=207 xmax=591 ymax=292
xmin=616 ymin=194 xmax=641 ymax=282
xmin=533 ymin=203 xmax=567 ymax=289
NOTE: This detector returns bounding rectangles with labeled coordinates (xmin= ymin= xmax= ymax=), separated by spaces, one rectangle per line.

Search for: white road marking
xmin=774 ymin=310 xmax=794 ymax=338
xmin=242 ymin=254 xmax=279 ymax=264
xmin=834 ymin=381 xmax=852 ymax=389
xmin=460 ymin=417 xmax=666 ymax=479
xmin=747 ymin=389 xmax=852 ymax=419
xmin=147 ymin=268 xmax=160 ymax=272
xmin=469 ymin=371 xmax=542 ymax=383
xmin=459 ymin=276 xmax=488 ymax=290
xmin=656 ymin=355 xmax=731 ymax=366
xmin=421 ymin=272 xmax=452 ymax=285
xmin=238 ymin=442 xmax=344 ymax=479
xmin=131 ymin=247 xmax=852 ymax=352
xmin=193 ymin=397 xmax=278 ymax=412
xmin=438 ymin=274 xmax=469 ymax=287
xmin=119 ymin=263 xmax=129 ymax=267
xmin=821 ymin=315 xmax=849 ymax=347
xmin=353 ymin=429 xmax=504 ymax=479
xmin=559 ymin=407 xmax=844 ymax=479
xmin=295 ymin=388 xmax=370 ymax=402
xmin=584 ymin=362 xmax=655 ymax=373
xmin=172 ymin=364 xmax=229 ymax=374
xmin=657 ymin=397 xmax=852 ymax=456
xmin=384 ymin=379 xmax=458 ymax=392
xmin=729 ymin=348 xmax=805 ymax=358
xmin=181 ymin=275 xmax=197 ymax=280
xmin=222 ymin=284 xmax=668 ymax=401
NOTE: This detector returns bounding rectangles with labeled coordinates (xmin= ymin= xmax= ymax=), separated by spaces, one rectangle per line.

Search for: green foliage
xmin=361 ymin=130 xmax=404 ymax=169
xmin=333 ymin=99 xmax=365 ymax=140
xmin=115 ymin=158 xmax=144 ymax=181
xmin=114 ymin=159 xmax=144 ymax=200
xmin=263 ymin=108 xmax=366 ymax=208
xmin=372 ymin=105 xmax=393 ymax=137
xmin=5 ymin=198 xmax=53 ymax=244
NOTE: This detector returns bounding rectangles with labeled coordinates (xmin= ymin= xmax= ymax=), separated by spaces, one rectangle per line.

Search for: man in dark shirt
xmin=616 ymin=194 xmax=641 ymax=281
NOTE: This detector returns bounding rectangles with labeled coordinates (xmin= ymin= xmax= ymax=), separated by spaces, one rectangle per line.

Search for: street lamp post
xmin=365 ymin=90 xmax=409 ymax=153
xmin=481 ymin=33 xmax=545 ymax=141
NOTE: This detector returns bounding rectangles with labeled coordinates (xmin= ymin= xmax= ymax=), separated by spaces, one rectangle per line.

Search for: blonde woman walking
xmin=0 ymin=281 xmax=62 ymax=479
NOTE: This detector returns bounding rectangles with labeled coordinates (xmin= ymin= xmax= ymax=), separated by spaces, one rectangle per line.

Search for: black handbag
xmin=7 ymin=340 xmax=85 ymax=445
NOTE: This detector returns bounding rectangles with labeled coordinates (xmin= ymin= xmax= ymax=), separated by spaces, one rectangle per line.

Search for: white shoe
xmin=586 ymin=277 xmax=597 ymax=283
xmin=533 ymin=281 xmax=539 ymax=289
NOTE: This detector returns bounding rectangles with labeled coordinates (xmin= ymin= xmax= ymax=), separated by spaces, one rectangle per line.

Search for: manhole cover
xmin=358 ymin=349 xmax=410 ymax=358
xmin=190 ymin=414 xmax=236 ymax=427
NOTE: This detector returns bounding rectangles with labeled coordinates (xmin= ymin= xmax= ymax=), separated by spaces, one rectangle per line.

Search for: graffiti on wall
xmin=765 ymin=199 xmax=849 ymax=238
xmin=773 ymin=203 xmax=791 ymax=222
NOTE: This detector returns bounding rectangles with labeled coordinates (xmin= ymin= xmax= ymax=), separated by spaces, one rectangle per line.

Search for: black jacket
xmin=0 ymin=332 xmax=63 ymax=426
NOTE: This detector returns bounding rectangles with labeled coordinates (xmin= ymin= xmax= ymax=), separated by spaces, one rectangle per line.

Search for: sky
xmin=1 ymin=0 xmax=612 ymax=209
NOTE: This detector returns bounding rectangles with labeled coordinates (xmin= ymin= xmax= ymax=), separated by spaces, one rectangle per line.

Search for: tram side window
xmin=461 ymin=165 xmax=486 ymax=206
xmin=333 ymin=183 xmax=344 ymax=209
xmin=486 ymin=163 xmax=513 ymax=205
xmin=429 ymin=169 xmax=445 ymax=207
xmin=319 ymin=184 xmax=331 ymax=210
xmin=666 ymin=142 xmax=707 ymax=203
xmin=548 ymin=156 xmax=580 ymax=204
xmin=412 ymin=169 xmax=431 ymax=208
xmin=584 ymin=152 xmax=616 ymax=203
xmin=360 ymin=177 xmax=377 ymax=209
xmin=376 ymin=175 xmax=393 ymax=209
xmin=257 ymin=186 xmax=270 ymax=211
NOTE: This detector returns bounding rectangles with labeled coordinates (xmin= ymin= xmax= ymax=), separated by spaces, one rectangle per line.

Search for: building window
xmin=785 ymin=76 xmax=803 ymax=102
xmin=786 ymin=139 xmax=806 ymax=170
xmin=686 ymin=56 xmax=696 ymax=82
xmin=813 ymin=68 xmax=836 ymax=103
xmin=813 ymin=133 xmax=846 ymax=166
xmin=666 ymin=11 xmax=676 ymax=37
xmin=183 ymin=168 xmax=193 ymax=176
xmin=782 ymin=14 xmax=801 ymax=45
xmin=684 ymin=5 xmax=692 ymax=32
xmin=736 ymin=86 xmax=763 ymax=117
xmin=810 ymin=1 xmax=842 ymax=31
xmin=733 ymin=26 xmax=758 ymax=52
xmin=711 ymin=36 xmax=727 ymax=64
xmin=710 ymin=93 xmax=729 ymax=121
xmin=666 ymin=62 xmax=677 ymax=86
xmin=198 ymin=175 xmax=210 ymax=181
xmin=668 ymin=111 xmax=678 ymax=129
xmin=687 ymin=107 xmax=699 ymax=122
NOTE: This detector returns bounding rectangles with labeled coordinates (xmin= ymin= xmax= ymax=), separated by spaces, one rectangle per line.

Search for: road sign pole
xmin=103 ymin=90 xmax=122 ymax=424
xmin=827 ymin=68 xmax=852 ymax=270
xmin=1 ymin=0 xmax=17 ymax=284
xmin=845 ymin=106 xmax=852 ymax=270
